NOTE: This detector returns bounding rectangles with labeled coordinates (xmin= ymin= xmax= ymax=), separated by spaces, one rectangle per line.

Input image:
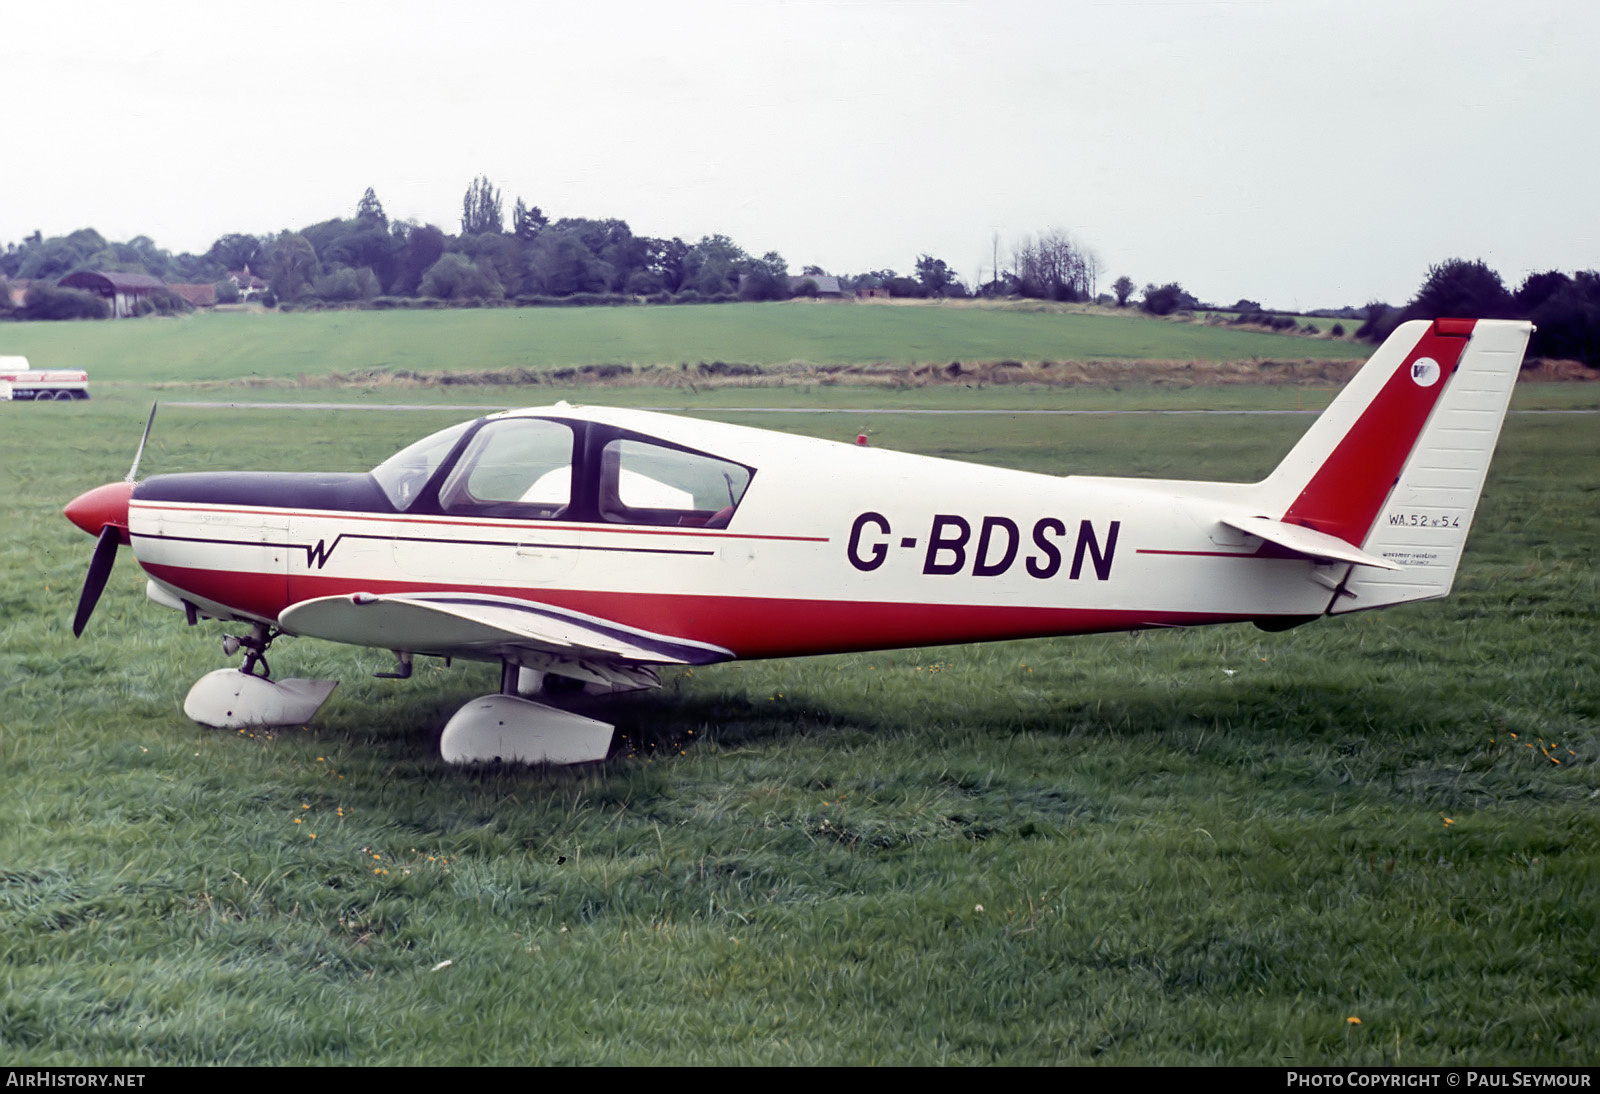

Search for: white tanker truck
xmin=0 ymin=357 xmax=90 ymax=400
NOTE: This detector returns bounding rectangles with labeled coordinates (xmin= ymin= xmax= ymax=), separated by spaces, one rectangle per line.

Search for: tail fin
xmin=1256 ymin=318 xmax=1532 ymax=612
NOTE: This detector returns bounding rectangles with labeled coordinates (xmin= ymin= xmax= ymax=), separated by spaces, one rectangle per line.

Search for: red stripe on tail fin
xmin=1281 ymin=318 xmax=1476 ymax=546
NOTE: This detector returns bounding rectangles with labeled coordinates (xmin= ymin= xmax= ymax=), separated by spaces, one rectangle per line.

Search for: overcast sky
xmin=4 ymin=0 xmax=1595 ymax=309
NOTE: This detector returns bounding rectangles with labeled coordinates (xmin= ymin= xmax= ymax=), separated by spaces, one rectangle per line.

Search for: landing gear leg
xmin=222 ymin=622 xmax=275 ymax=678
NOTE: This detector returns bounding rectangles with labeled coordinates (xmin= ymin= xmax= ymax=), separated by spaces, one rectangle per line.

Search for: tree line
xmin=1114 ymin=259 xmax=1599 ymax=368
xmin=0 ymin=180 xmax=1118 ymax=318
xmin=3 ymin=184 xmax=1594 ymax=368
xmin=1351 ymin=259 xmax=1600 ymax=368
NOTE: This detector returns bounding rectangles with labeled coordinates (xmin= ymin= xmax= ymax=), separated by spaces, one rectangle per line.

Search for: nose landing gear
xmin=183 ymin=622 xmax=338 ymax=730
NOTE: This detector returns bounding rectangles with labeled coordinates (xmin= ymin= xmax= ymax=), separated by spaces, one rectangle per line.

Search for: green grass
xmin=1 ymin=303 xmax=1371 ymax=385
xmin=2 ymin=383 xmax=1596 ymax=1064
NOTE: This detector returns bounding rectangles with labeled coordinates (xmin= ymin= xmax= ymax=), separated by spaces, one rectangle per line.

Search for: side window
xmin=599 ymin=438 xmax=752 ymax=528
xmin=437 ymin=418 xmax=576 ymax=518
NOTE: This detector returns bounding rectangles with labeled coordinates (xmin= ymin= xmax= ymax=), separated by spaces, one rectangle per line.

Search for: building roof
xmin=169 ymin=283 xmax=217 ymax=307
xmin=59 ymin=270 xmax=168 ymax=294
xmin=786 ymin=274 xmax=843 ymax=296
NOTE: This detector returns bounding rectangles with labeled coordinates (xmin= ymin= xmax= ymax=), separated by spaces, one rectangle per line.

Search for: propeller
xmin=65 ymin=404 xmax=158 ymax=636
xmin=73 ymin=527 xmax=122 ymax=637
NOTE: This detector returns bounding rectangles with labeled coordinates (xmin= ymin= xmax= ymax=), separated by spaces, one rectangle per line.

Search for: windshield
xmin=370 ymin=420 xmax=474 ymax=510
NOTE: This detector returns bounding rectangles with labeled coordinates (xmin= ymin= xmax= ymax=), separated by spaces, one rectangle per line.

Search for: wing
xmin=279 ymin=592 xmax=734 ymax=690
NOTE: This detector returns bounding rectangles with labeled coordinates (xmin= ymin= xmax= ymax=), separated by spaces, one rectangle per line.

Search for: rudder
xmin=1328 ymin=318 xmax=1531 ymax=612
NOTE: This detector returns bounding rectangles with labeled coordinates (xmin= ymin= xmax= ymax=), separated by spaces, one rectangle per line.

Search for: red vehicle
xmin=0 ymin=357 xmax=90 ymax=400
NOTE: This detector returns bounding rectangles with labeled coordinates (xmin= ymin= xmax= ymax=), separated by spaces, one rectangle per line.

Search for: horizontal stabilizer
xmin=280 ymin=592 xmax=735 ymax=666
xmin=1220 ymin=515 xmax=1401 ymax=570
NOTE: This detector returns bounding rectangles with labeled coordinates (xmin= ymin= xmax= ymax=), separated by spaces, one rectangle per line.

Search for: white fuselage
xmin=129 ymin=407 xmax=1331 ymax=660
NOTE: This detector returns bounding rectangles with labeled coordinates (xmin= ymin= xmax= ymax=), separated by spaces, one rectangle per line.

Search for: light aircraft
xmin=64 ymin=318 xmax=1533 ymax=764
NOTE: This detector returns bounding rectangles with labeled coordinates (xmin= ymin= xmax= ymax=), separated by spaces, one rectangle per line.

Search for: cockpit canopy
xmin=371 ymin=414 xmax=754 ymax=528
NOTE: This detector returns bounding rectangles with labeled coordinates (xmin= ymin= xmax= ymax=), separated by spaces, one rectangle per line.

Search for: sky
xmin=3 ymin=0 xmax=1596 ymax=309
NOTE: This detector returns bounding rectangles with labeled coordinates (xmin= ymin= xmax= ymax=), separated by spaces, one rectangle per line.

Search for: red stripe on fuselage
xmin=140 ymin=563 xmax=1253 ymax=659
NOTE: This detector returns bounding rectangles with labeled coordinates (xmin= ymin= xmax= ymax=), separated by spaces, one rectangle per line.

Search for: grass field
xmin=0 ymin=302 xmax=1373 ymax=385
xmin=2 ymin=334 xmax=1597 ymax=1063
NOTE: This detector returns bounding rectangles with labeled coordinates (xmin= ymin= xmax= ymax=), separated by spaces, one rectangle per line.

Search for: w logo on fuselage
xmin=303 ymin=539 xmax=339 ymax=569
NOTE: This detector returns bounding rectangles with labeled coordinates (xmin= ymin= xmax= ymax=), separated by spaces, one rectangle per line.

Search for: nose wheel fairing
xmin=183 ymin=669 xmax=339 ymax=730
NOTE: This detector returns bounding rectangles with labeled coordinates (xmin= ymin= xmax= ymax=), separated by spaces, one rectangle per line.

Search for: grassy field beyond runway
xmin=1 ymin=386 xmax=1595 ymax=1064
xmin=0 ymin=302 xmax=1371 ymax=384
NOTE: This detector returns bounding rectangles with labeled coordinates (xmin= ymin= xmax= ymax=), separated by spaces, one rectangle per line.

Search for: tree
xmin=207 ymin=233 xmax=265 ymax=276
xmin=1140 ymin=282 xmax=1199 ymax=316
xmin=1524 ymin=270 xmax=1600 ymax=367
xmin=16 ymin=228 xmax=109 ymax=281
xmin=915 ymin=254 xmax=959 ymax=297
xmin=1355 ymin=300 xmax=1398 ymax=342
xmin=302 ymin=215 xmax=397 ymax=283
xmin=524 ymin=229 xmax=611 ymax=296
xmin=735 ymin=250 xmax=790 ymax=299
xmin=312 ymin=265 xmax=381 ymax=302
xmin=1515 ymin=270 xmax=1571 ymax=313
xmin=418 ymin=253 xmax=503 ymax=300
xmin=461 ymin=175 xmax=503 ymax=235
xmin=391 ymin=224 xmax=446 ymax=295
xmin=1112 ymin=275 xmax=1135 ymax=307
xmin=459 ymin=231 xmax=525 ymax=296
xmin=838 ymin=269 xmax=897 ymax=293
xmin=266 ymin=231 xmax=319 ymax=301
xmin=545 ymin=218 xmax=646 ymax=291
xmin=738 ymin=267 xmax=786 ymax=301
xmin=1013 ymin=229 xmax=1095 ymax=301
xmin=645 ymin=236 xmax=689 ymax=293
xmin=356 ymin=187 xmax=387 ymax=227
xmin=625 ymin=269 xmax=664 ymax=295
xmin=683 ymin=234 xmax=748 ymax=295
xmin=111 ymin=235 xmax=172 ymax=279
xmin=512 ymin=198 xmax=548 ymax=241
xmin=1402 ymin=258 xmax=1514 ymax=323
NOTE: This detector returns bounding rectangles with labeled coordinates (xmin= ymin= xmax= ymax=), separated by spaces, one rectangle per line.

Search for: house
xmin=228 ymin=267 xmax=269 ymax=300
